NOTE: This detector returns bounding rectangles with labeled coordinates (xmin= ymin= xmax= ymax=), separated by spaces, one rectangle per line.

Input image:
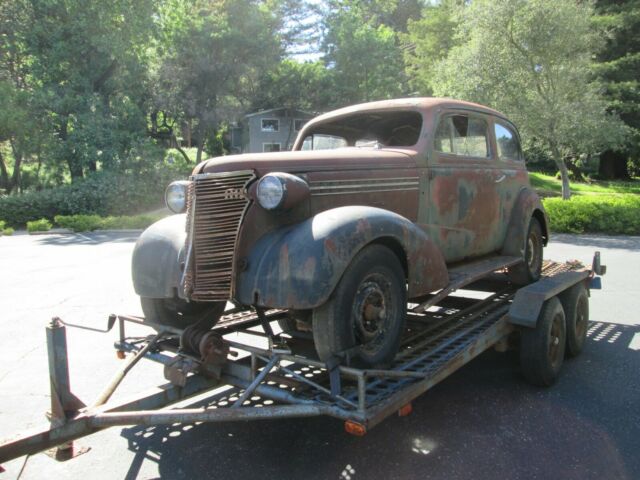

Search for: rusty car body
xmin=132 ymin=97 xmax=549 ymax=367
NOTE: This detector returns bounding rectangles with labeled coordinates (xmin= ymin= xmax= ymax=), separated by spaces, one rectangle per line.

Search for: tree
xmin=157 ymin=0 xmax=282 ymax=163
xmin=249 ymin=59 xmax=335 ymax=112
xmin=431 ymin=0 xmax=627 ymax=199
xmin=593 ymin=0 xmax=640 ymax=179
xmin=402 ymin=0 xmax=461 ymax=95
xmin=322 ymin=0 xmax=408 ymax=105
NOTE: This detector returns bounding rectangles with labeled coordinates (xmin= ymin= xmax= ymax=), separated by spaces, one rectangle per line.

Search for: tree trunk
xmin=195 ymin=122 xmax=205 ymax=164
xmin=0 ymin=150 xmax=9 ymax=192
xmin=598 ymin=150 xmax=629 ymax=180
xmin=551 ymin=144 xmax=571 ymax=200
xmin=9 ymin=140 xmax=22 ymax=193
xmin=171 ymin=133 xmax=191 ymax=163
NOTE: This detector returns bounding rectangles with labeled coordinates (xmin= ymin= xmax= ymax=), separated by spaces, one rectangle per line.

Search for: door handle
xmin=495 ymin=174 xmax=506 ymax=183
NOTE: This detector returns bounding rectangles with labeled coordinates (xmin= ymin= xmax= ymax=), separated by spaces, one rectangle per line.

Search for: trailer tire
xmin=520 ymin=296 xmax=566 ymax=387
xmin=312 ymin=244 xmax=406 ymax=368
xmin=141 ymin=297 xmax=225 ymax=330
xmin=508 ymin=217 xmax=543 ymax=286
xmin=561 ymin=283 xmax=589 ymax=357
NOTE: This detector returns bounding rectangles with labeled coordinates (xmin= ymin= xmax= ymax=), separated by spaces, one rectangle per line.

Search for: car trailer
xmin=0 ymin=254 xmax=606 ymax=466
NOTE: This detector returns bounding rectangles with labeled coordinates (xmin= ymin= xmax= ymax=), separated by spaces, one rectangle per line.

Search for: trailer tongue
xmin=0 ymin=257 xmax=605 ymax=465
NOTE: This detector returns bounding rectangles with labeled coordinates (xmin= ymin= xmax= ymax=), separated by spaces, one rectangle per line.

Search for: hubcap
xmin=352 ymin=274 xmax=392 ymax=354
xmin=548 ymin=313 xmax=563 ymax=367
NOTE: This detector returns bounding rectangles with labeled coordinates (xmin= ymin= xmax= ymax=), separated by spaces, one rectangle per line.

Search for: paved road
xmin=0 ymin=231 xmax=638 ymax=479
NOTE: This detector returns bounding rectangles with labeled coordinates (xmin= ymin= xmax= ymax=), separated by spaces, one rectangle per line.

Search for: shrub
xmin=2 ymin=227 xmax=14 ymax=236
xmin=543 ymin=195 xmax=640 ymax=235
xmin=54 ymin=214 xmax=103 ymax=232
xmin=54 ymin=213 xmax=165 ymax=232
xmin=0 ymin=159 xmax=192 ymax=227
xmin=27 ymin=218 xmax=52 ymax=233
xmin=0 ymin=220 xmax=4 ymax=230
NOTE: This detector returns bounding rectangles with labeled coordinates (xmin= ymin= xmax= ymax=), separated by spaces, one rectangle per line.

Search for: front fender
xmin=132 ymin=214 xmax=186 ymax=299
xmin=235 ymin=206 xmax=449 ymax=309
xmin=501 ymin=187 xmax=549 ymax=258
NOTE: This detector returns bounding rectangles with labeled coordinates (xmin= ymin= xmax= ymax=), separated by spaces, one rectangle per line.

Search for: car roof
xmin=310 ymin=97 xmax=510 ymax=124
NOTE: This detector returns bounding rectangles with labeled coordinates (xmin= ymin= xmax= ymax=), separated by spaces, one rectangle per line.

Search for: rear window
xmin=495 ymin=122 xmax=522 ymax=161
xmin=434 ymin=115 xmax=489 ymax=158
xmin=298 ymin=110 xmax=423 ymax=150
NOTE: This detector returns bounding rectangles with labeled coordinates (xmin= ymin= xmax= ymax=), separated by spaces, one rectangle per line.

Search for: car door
xmin=493 ymin=118 xmax=529 ymax=246
xmin=428 ymin=110 xmax=501 ymax=262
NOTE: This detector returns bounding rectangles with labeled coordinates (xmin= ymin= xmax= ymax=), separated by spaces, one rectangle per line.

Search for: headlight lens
xmin=165 ymin=181 xmax=189 ymax=213
xmin=257 ymin=175 xmax=285 ymax=210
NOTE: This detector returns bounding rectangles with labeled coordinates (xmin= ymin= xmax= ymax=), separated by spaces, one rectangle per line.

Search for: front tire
xmin=312 ymin=245 xmax=407 ymax=367
xmin=508 ymin=217 xmax=543 ymax=286
xmin=141 ymin=296 xmax=225 ymax=330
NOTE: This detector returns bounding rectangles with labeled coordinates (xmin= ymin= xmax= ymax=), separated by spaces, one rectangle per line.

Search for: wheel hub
xmin=353 ymin=276 xmax=391 ymax=353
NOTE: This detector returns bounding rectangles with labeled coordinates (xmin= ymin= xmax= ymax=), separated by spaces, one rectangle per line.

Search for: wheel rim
xmin=526 ymin=232 xmax=541 ymax=272
xmin=575 ymin=295 xmax=588 ymax=339
xmin=352 ymin=273 xmax=393 ymax=355
xmin=548 ymin=313 xmax=564 ymax=368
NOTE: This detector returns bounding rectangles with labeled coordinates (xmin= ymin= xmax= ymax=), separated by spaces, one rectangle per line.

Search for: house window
xmin=263 ymin=143 xmax=281 ymax=152
xmin=261 ymin=119 xmax=279 ymax=132
xmin=294 ymin=119 xmax=306 ymax=131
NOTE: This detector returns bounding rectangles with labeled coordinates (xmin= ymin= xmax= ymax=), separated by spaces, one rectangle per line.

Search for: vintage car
xmin=132 ymin=98 xmax=549 ymax=367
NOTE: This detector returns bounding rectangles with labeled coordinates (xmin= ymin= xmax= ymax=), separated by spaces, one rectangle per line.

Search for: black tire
xmin=312 ymin=244 xmax=407 ymax=367
xmin=140 ymin=296 xmax=225 ymax=330
xmin=561 ymin=283 xmax=589 ymax=357
xmin=520 ymin=296 xmax=566 ymax=387
xmin=508 ymin=217 xmax=543 ymax=286
xmin=277 ymin=315 xmax=313 ymax=340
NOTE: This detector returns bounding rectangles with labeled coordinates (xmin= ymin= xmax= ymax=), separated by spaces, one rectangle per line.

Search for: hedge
xmin=54 ymin=213 xmax=164 ymax=232
xmin=0 ymin=164 xmax=189 ymax=227
xmin=543 ymin=195 xmax=640 ymax=235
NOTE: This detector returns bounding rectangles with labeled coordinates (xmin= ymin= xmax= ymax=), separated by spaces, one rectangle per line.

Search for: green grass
xmin=530 ymin=172 xmax=640 ymax=197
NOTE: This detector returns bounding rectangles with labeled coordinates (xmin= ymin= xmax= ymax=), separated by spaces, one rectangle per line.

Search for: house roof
xmin=243 ymin=107 xmax=314 ymax=118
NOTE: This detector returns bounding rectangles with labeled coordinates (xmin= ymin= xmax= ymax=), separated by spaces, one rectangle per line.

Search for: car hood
xmin=196 ymin=148 xmax=415 ymax=177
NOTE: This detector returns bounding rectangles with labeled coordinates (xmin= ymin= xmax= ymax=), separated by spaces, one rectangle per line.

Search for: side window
xmin=434 ymin=115 xmax=489 ymax=158
xmin=495 ymin=122 xmax=522 ymax=161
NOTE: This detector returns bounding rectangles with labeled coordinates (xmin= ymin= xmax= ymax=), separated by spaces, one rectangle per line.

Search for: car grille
xmin=183 ymin=170 xmax=255 ymax=301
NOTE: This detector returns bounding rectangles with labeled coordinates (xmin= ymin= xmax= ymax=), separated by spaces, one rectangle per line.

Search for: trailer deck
xmin=0 ymin=259 xmax=602 ymax=464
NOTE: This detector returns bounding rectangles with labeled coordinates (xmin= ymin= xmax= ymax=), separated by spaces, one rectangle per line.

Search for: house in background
xmin=230 ymin=107 xmax=314 ymax=153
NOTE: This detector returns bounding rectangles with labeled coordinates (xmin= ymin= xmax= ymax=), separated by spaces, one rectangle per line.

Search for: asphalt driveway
xmin=0 ymin=231 xmax=638 ymax=479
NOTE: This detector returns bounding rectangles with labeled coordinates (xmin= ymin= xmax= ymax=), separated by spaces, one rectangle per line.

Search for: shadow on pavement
xmin=35 ymin=232 xmax=139 ymax=246
xmin=116 ymin=321 xmax=639 ymax=480
xmin=551 ymin=234 xmax=640 ymax=252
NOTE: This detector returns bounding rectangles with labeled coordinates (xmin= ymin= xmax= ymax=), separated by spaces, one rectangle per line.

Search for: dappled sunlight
xmin=411 ymin=436 xmax=437 ymax=456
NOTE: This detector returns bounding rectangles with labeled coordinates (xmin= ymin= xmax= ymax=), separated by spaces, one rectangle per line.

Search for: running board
xmin=412 ymin=255 xmax=521 ymax=313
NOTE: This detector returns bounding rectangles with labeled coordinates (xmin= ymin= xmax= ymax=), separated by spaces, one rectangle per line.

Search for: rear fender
xmin=235 ymin=206 xmax=449 ymax=309
xmin=501 ymin=188 xmax=549 ymax=258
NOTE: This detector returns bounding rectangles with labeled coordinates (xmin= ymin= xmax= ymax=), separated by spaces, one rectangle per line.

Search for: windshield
xmin=298 ymin=110 xmax=423 ymax=151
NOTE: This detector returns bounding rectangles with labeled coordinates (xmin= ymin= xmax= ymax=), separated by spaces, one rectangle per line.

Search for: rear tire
xmin=312 ymin=245 xmax=406 ymax=368
xmin=141 ymin=296 xmax=225 ymax=330
xmin=520 ymin=296 xmax=566 ymax=387
xmin=561 ymin=284 xmax=589 ymax=357
xmin=508 ymin=217 xmax=543 ymax=286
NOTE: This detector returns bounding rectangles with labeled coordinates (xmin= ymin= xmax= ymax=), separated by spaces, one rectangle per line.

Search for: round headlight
xmin=165 ymin=181 xmax=189 ymax=213
xmin=257 ymin=175 xmax=285 ymax=210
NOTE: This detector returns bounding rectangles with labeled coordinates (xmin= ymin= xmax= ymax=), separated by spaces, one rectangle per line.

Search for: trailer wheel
xmin=312 ymin=244 xmax=406 ymax=368
xmin=508 ymin=217 xmax=543 ymax=286
xmin=520 ymin=296 xmax=566 ymax=387
xmin=561 ymin=283 xmax=589 ymax=357
xmin=141 ymin=297 xmax=225 ymax=330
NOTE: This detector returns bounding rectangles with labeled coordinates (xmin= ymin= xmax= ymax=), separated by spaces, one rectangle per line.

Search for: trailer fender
xmin=235 ymin=206 xmax=449 ymax=309
xmin=508 ymin=270 xmax=590 ymax=328
xmin=132 ymin=214 xmax=186 ymax=299
xmin=501 ymin=187 xmax=549 ymax=258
